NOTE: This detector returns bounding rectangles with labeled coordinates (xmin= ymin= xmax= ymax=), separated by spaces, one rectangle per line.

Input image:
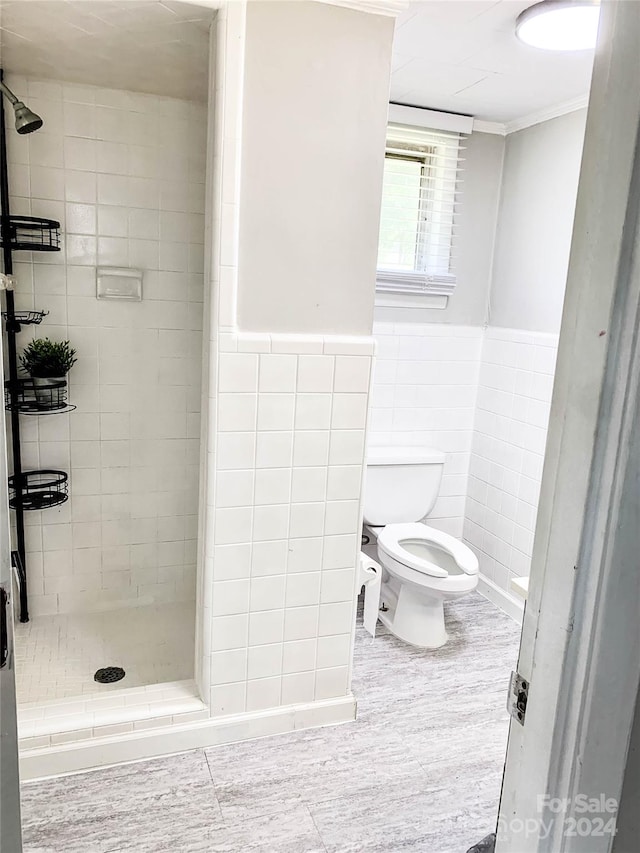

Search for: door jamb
xmin=496 ymin=2 xmax=640 ymax=850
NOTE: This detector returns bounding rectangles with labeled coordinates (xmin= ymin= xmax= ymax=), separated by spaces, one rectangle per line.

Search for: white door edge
xmin=497 ymin=2 xmax=640 ymax=851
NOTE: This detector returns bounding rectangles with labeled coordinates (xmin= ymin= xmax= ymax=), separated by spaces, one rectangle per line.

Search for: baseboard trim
xmin=20 ymin=694 xmax=357 ymax=781
xmin=477 ymin=575 xmax=524 ymax=625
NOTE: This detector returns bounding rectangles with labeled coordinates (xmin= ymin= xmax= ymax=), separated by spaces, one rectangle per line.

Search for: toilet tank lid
xmin=367 ymin=446 xmax=446 ymax=466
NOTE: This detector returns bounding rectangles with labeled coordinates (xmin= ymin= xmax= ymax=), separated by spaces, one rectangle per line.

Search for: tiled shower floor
xmin=21 ymin=593 xmax=521 ymax=852
xmin=14 ymin=602 xmax=195 ymax=704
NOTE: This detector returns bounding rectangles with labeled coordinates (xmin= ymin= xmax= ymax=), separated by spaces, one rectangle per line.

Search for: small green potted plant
xmin=20 ymin=338 xmax=77 ymax=409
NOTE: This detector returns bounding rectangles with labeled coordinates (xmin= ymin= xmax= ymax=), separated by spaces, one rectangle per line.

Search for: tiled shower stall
xmin=7 ymin=76 xmax=206 ymax=702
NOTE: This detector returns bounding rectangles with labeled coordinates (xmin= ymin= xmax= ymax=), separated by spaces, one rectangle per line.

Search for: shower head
xmin=0 ymin=80 xmax=43 ymax=134
xmin=12 ymin=101 xmax=43 ymax=135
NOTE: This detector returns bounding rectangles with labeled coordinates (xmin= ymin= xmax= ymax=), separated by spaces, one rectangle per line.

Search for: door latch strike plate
xmin=508 ymin=670 xmax=529 ymax=725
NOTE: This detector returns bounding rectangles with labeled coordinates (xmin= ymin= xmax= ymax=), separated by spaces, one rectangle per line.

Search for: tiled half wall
xmin=465 ymin=327 xmax=558 ymax=610
xmin=369 ymin=321 xmax=558 ymax=616
xmin=202 ymin=333 xmax=373 ymax=717
xmin=368 ymin=322 xmax=483 ymax=538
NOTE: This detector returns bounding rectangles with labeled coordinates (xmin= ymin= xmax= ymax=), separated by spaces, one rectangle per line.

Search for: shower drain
xmin=94 ymin=666 xmax=125 ymax=684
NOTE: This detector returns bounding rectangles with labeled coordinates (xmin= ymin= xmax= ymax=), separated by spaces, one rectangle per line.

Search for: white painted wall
xmin=489 ymin=109 xmax=587 ymax=334
xmin=237 ymin=0 xmax=393 ymax=336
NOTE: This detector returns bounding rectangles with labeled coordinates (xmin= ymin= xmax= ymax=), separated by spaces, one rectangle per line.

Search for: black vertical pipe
xmin=0 ymin=69 xmax=28 ymax=622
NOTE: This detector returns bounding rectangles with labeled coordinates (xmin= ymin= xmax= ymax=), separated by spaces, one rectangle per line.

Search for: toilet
xmin=364 ymin=446 xmax=479 ymax=649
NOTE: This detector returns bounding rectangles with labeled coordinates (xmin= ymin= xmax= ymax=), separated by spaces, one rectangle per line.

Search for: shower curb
xmin=19 ymin=693 xmax=357 ymax=780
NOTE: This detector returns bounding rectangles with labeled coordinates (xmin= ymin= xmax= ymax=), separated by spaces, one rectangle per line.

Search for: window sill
xmin=375 ymin=292 xmax=449 ymax=310
xmin=376 ymin=271 xmax=455 ymax=295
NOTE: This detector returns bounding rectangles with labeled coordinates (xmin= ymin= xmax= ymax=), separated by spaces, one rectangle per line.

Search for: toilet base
xmin=380 ymin=580 xmax=448 ymax=649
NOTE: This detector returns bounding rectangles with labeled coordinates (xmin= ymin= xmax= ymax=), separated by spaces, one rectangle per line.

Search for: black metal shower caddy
xmin=8 ymin=470 xmax=68 ymax=512
xmin=1 ymin=68 xmax=67 ymax=622
xmin=0 ymin=215 xmax=61 ymax=252
xmin=4 ymin=378 xmax=75 ymax=414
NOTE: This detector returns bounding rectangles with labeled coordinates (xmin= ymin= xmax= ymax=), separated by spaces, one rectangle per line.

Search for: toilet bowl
xmin=373 ymin=522 xmax=478 ymax=648
xmin=364 ymin=445 xmax=479 ymax=649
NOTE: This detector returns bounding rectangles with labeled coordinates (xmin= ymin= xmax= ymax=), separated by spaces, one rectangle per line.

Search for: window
xmin=376 ymin=123 xmax=465 ymax=296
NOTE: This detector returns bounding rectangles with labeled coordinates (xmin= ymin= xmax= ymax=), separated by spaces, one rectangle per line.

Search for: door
xmin=496 ymin=1 xmax=640 ymax=851
xmin=0 ymin=319 xmax=22 ymax=851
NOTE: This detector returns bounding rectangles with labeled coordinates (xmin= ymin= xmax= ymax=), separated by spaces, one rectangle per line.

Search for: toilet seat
xmin=377 ymin=522 xmax=479 ymax=579
xmin=370 ymin=521 xmax=479 ymax=649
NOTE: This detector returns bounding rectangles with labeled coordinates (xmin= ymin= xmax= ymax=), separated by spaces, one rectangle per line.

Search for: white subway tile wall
xmin=369 ymin=322 xmax=558 ymax=610
xmin=205 ymin=335 xmax=373 ymax=715
xmin=5 ymin=76 xmax=206 ymax=616
xmin=369 ymin=323 xmax=483 ymax=538
xmin=464 ymin=327 xmax=558 ymax=602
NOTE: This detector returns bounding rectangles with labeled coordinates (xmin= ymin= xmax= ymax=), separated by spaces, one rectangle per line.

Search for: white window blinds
xmin=376 ymin=123 xmax=465 ymax=296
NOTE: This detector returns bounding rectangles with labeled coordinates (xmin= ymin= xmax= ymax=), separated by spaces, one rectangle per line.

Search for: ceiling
xmin=391 ymin=0 xmax=596 ymax=124
xmin=0 ymin=0 xmax=213 ymax=101
xmin=0 ymin=0 xmax=595 ymax=121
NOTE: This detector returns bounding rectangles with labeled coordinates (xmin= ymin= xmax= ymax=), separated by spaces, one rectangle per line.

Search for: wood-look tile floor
xmin=21 ymin=593 xmax=521 ymax=853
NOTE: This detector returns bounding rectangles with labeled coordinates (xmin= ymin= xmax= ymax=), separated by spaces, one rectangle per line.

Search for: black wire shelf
xmin=1 ymin=215 xmax=61 ymax=252
xmin=1 ymin=309 xmax=48 ymax=325
xmin=8 ymin=469 xmax=68 ymax=511
xmin=4 ymin=378 xmax=75 ymax=414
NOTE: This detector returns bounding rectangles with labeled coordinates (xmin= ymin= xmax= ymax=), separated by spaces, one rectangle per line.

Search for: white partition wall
xmin=196 ymin=0 xmax=394 ymax=733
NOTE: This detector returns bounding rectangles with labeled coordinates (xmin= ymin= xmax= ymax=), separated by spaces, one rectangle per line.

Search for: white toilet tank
xmin=364 ymin=446 xmax=445 ymax=527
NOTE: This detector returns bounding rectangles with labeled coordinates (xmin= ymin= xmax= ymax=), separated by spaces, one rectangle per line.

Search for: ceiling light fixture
xmin=516 ymin=0 xmax=600 ymax=51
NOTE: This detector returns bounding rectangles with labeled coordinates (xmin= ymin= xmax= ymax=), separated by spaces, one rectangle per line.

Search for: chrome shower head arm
xmin=0 ymin=81 xmax=19 ymax=106
xmin=0 ymin=80 xmax=43 ymax=134
xmin=0 ymin=74 xmax=43 ymax=134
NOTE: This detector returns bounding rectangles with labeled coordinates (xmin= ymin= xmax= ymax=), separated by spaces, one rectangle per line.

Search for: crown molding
xmin=315 ymin=0 xmax=409 ymax=17
xmin=473 ymin=119 xmax=507 ymax=136
xmin=389 ymin=103 xmax=474 ymax=134
xmin=386 ymin=102 xmax=505 ymax=136
xmin=505 ymin=94 xmax=590 ymax=135
xmin=383 ymin=95 xmax=588 ymax=138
